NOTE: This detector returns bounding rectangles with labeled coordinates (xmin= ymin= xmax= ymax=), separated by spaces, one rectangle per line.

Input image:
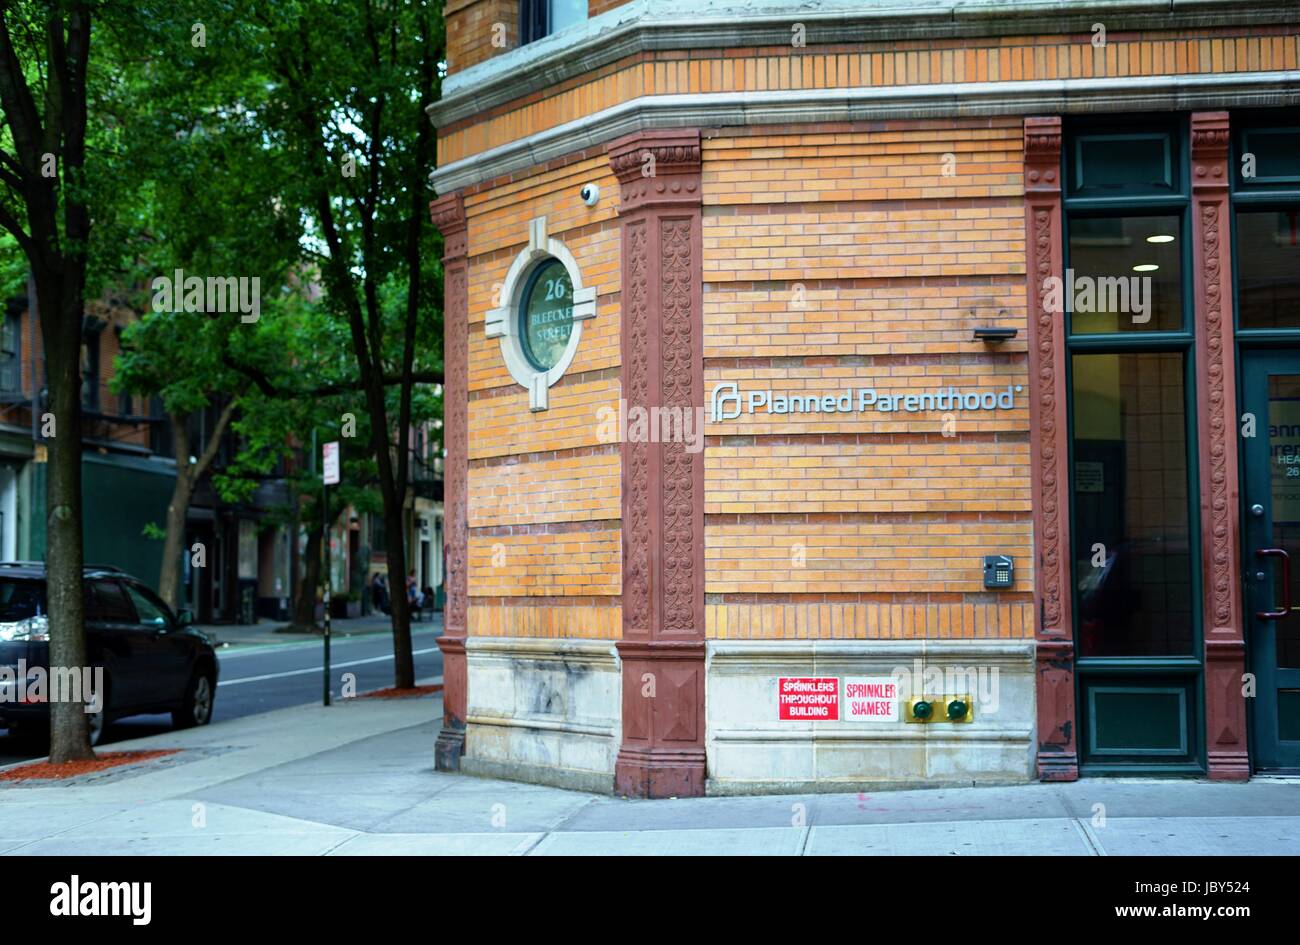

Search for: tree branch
xmin=192 ymin=395 xmax=240 ymax=481
xmin=220 ymin=350 xmax=441 ymax=398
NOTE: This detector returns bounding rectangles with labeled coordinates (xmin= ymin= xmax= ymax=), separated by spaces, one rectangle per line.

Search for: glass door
xmin=1241 ymin=351 xmax=1300 ymax=770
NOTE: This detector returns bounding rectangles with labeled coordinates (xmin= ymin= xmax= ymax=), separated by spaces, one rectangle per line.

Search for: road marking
xmin=217 ymin=630 xmax=441 ymax=659
xmin=217 ymin=647 xmax=441 ymax=687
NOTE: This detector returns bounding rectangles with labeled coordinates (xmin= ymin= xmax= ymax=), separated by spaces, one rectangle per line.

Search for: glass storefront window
xmin=1266 ymin=374 xmax=1300 ymax=670
xmin=519 ymin=258 xmax=573 ymax=371
xmin=1236 ymin=209 xmax=1300 ymax=329
xmin=1066 ymin=214 xmax=1183 ymax=334
xmin=1071 ymin=132 xmax=1176 ymax=197
xmin=1071 ymin=351 xmax=1194 ymax=657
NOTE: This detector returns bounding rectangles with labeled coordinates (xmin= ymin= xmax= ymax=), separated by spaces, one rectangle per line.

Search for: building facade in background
xmin=0 ymin=287 xmax=444 ymax=626
xmin=431 ymin=0 xmax=1300 ymax=795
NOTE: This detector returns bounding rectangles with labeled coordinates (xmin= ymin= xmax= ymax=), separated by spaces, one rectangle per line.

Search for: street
xmin=0 ymin=624 xmax=444 ymax=766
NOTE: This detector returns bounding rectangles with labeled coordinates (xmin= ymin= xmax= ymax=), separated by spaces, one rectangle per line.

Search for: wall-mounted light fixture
xmin=972 ymin=326 xmax=1017 ymax=343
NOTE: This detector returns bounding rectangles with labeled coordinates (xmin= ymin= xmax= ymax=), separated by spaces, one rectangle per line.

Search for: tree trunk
xmin=0 ymin=5 xmax=94 ymax=761
xmin=158 ymin=403 xmax=238 ymax=609
xmin=40 ymin=277 xmax=93 ymax=763
xmin=293 ymin=521 xmax=322 ymax=630
xmin=384 ymin=498 xmax=414 ymax=688
xmin=158 ymin=414 xmax=193 ymax=610
xmin=158 ymin=475 xmax=190 ymax=611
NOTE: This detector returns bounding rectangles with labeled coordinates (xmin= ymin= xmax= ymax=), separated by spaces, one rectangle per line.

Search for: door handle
xmin=1256 ymin=548 xmax=1292 ymax=620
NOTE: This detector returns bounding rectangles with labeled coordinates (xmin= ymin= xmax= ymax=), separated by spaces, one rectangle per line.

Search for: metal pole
xmin=323 ymin=481 xmax=331 ymax=707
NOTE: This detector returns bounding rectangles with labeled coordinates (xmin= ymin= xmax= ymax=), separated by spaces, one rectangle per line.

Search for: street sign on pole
xmin=322 ymin=441 xmax=339 ymax=706
xmin=323 ymin=441 xmax=340 ymax=485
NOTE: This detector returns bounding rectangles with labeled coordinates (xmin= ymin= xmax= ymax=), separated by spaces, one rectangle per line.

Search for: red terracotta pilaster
xmin=1024 ymin=117 xmax=1078 ymax=781
xmin=607 ymin=129 xmax=707 ymax=798
xmin=430 ymin=191 xmax=469 ymax=771
xmin=1191 ymin=112 xmax=1250 ymax=781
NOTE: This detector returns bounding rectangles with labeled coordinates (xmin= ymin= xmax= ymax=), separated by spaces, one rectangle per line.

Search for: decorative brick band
xmin=430 ymin=191 xmax=469 ymax=771
xmin=609 ymin=129 xmax=707 ymax=798
xmin=1191 ymin=111 xmax=1250 ymax=781
xmin=1023 ymin=116 xmax=1078 ymax=781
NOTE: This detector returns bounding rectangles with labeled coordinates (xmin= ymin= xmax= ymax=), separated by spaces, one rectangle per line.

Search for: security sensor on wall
xmin=580 ymin=183 xmax=600 ymax=207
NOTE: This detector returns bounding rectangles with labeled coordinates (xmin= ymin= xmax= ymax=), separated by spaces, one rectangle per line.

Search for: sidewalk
xmin=2 ymin=693 xmax=1297 ymax=855
xmin=197 ymin=612 xmax=442 ymax=649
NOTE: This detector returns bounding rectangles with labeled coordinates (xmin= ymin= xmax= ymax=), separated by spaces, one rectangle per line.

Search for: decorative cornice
xmin=429 ymin=191 xmax=468 ymax=260
xmin=1191 ymin=110 xmax=1232 ymax=192
xmin=431 ymin=0 xmax=1300 ymax=129
xmin=432 ymin=71 xmax=1300 ymax=195
xmin=608 ymin=130 xmax=701 ymax=183
xmin=607 ymin=129 xmax=703 ymax=212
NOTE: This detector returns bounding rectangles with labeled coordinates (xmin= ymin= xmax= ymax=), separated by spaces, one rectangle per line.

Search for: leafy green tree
xmin=193 ymin=0 xmax=446 ymax=687
xmin=104 ymin=10 xmax=305 ymax=608
xmin=214 ymin=299 xmax=387 ymax=631
xmin=0 ymin=1 xmax=99 ymax=762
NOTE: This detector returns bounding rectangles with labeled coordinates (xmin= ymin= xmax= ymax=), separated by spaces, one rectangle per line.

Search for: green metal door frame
xmin=1238 ymin=349 xmax=1300 ymax=770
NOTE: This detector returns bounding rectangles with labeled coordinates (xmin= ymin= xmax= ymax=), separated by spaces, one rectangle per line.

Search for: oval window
xmin=519 ymin=259 xmax=574 ymax=371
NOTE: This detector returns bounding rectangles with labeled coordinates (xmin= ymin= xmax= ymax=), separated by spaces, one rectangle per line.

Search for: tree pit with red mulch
xmin=0 ymin=749 xmax=180 ymax=782
xmin=360 ymin=684 xmax=443 ymax=699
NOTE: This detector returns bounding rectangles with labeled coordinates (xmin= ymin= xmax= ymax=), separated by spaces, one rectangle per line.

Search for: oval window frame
xmin=485 ymin=216 xmax=596 ymax=411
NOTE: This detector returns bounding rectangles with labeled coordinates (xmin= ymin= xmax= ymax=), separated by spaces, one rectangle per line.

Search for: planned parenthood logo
xmin=709 ymin=382 xmax=1023 ymax=422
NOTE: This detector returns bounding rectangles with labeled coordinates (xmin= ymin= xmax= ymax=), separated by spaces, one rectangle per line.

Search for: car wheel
xmin=174 ymin=670 xmax=214 ymax=729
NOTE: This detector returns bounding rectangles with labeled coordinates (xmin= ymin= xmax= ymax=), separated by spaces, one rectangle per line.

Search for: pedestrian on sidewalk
xmin=372 ymin=571 xmax=390 ymax=616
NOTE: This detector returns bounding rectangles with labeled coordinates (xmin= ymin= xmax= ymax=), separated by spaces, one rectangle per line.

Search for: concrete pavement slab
xmin=806 ymin=818 xmax=1093 ymax=856
xmin=1050 ymin=779 xmax=1300 ymax=820
xmin=368 ymin=775 xmax=595 ymax=835
xmin=559 ymin=794 xmax=815 ymax=832
xmin=0 ymin=801 xmax=133 ymax=838
xmin=3 ymin=800 xmax=355 ymax=856
xmin=327 ymin=832 xmax=542 ymax=855
xmin=529 ymin=825 xmax=807 ymax=855
xmin=11 ymin=830 xmax=355 ymax=856
xmin=1088 ymin=816 xmax=1300 ymax=856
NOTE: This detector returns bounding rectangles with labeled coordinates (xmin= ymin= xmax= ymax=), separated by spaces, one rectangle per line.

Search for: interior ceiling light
xmin=1133 ymin=264 xmax=1160 ymax=272
xmin=1146 ymin=234 xmax=1175 ymax=243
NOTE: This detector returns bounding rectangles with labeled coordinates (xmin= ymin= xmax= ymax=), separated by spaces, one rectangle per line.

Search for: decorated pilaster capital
xmin=1191 ymin=112 xmax=1232 ymax=193
xmin=1023 ymin=116 xmax=1062 ymax=195
xmin=430 ymin=191 xmax=468 ymax=260
xmin=607 ymin=129 xmax=702 ymax=213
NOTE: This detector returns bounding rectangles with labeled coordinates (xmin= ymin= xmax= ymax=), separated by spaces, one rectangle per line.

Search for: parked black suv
xmin=0 ymin=563 xmax=218 ymax=745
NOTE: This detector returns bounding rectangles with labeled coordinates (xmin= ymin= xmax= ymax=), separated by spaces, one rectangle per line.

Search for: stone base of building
xmin=705 ymin=640 xmax=1036 ymax=793
xmin=462 ymin=636 xmax=621 ymax=793
xmin=459 ymin=756 xmax=614 ymax=794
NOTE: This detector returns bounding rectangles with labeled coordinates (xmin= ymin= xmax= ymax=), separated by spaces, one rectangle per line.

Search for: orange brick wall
xmin=707 ymin=519 xmax=1033 ymax=595
xmin=470 ymin=448 xmax=620 ymax=526
xmin=445 ymin=0 xmax=517 ymax=75
xmin=706 ymin=439 xmax=1030 ymax=515
xmin=464 ymin=151 xmax=622 ymax=638
xmin=443 ymin=25 xmax=1297 ymax=646
xmin=700 ymin=122 xmax=1032 ymax=639
xmin=468 ymin=527 xmax=620 ymax=596
xmin=708 ymin=600 xmax=1035 ymax=640
xmin=439 ymin=29 xmax=1299 ymax=166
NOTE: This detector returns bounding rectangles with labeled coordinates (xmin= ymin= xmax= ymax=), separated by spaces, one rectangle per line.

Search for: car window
xmin=87 ymin=580 xmax=136 ymax=624
xmin=123 ymin=582 xmax=172 ymax=630
xmin=0 ymin=579 xmax=44 ymax=620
